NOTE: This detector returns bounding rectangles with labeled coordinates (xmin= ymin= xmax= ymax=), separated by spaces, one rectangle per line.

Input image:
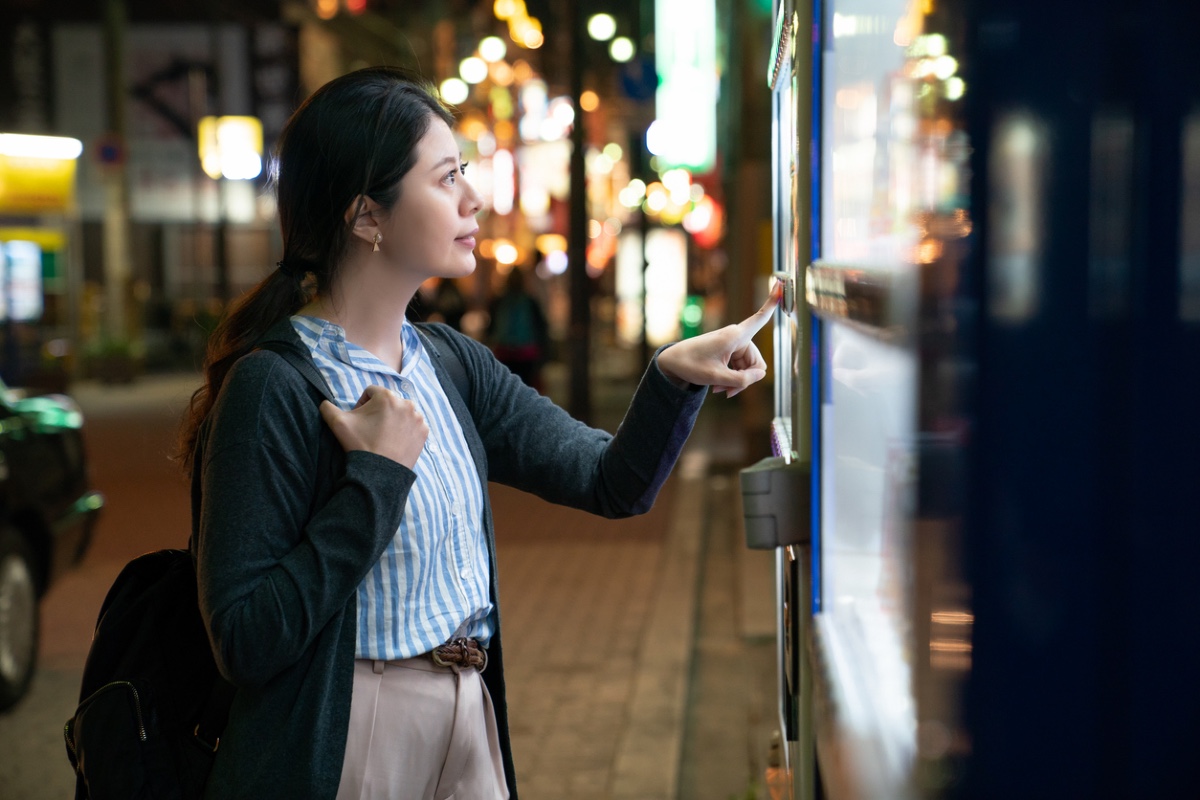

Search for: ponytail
xmin=176 ymin=267 xmax=309 ymax=474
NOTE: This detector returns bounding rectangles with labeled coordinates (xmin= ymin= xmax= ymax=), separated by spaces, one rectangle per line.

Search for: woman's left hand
xmin=656 ymin=283 xmax=781 ymax=398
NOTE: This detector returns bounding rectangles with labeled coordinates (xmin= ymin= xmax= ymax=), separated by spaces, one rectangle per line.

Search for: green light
xmin=681 ymin=295 xmax=704 ymax=338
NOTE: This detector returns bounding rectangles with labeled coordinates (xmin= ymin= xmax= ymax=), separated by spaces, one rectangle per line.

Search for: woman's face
xmin=375 ymin=117 xmax=483 ymax=283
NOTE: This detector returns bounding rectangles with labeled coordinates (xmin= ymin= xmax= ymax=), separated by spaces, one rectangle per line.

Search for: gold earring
xmin=372 ymin=233 xmax=382 ymax=252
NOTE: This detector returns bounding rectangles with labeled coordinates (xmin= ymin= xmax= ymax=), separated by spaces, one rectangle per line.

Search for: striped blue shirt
xmin=291 ymin=315 xmax=494 ymax=660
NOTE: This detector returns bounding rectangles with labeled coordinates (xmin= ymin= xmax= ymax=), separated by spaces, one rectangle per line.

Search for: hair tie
xmin=276 ymin=259 xmax=305 ymax=279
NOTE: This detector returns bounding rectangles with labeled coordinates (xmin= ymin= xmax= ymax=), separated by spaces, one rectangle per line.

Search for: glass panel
xmin=987 ymin=112 xmax=1047 ymax=323
xmin=1089 ymin=111 xmax=1134 ymax=320
xmin=1179 ymin=112 xmax=1200 ymax=323
xmin=816 ymin=0 xmax=925 ymax=792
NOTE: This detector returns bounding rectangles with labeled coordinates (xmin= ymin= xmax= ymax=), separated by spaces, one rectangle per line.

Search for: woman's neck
xmin=299 ymin=259 xmax=420 ymax=372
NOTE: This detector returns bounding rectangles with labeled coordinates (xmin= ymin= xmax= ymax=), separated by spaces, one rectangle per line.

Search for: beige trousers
xmin=335 ymin=657 xmax=509 ymax=800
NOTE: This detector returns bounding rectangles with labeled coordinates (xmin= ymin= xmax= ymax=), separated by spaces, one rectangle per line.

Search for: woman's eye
xmin=459 ymin=161 xmax=468 ymax=175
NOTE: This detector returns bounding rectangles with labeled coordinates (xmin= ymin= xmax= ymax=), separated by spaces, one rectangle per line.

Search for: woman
xmin=179 ymin=66 xmax=776 ymax=800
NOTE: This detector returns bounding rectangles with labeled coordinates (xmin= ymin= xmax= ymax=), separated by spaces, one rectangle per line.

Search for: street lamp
xmin=197 ymin=116 xmax=263 ymax=302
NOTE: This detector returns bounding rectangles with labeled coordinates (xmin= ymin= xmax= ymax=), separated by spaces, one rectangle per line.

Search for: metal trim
xmin=805 ymin=261 xmax=916 ymax=344
xmin=769 ymin=3 xmax=793 ymax=91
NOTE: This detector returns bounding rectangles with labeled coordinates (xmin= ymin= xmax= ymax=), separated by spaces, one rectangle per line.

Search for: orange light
xmin=490 ymin=61 xmax=515 ymax=86
xmin=493 ymin=119 xmax=515 ymax=143
xmin=580 ymin=90 xmax=600 ymax=112
xmin=345 ymin=0 xmax=367 ymax=14
xmin=512 ymin=60 xmax=533 ymax=84
xmin=521 ymin=28 xmax=544 ymax=49
xmin=316 ymin=0 xmax=337 ymax=19
xmin=459 ymin=116 xmax=489 ymax=141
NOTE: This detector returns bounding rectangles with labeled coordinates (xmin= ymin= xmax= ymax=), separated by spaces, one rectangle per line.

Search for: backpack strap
xmin=416 ymin=326 xmax=471 ymax=407
xmin=256 ymin=341 xmax=335 ymax=402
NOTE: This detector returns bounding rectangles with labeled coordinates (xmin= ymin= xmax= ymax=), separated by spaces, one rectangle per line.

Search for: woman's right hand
xmin=319 ymin=385 xmax=428 ymax=468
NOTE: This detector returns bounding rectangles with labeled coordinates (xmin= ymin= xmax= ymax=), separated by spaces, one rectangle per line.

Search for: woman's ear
xmin=344 ymin=194 xmax=382 ymax=246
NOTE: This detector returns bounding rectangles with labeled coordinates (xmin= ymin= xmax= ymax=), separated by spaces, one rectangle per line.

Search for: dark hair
xmin=177 ymin=66 xmax=455 ymax=472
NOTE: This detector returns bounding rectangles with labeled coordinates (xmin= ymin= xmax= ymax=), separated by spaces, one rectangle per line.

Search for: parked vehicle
xmin=0 ymin=381 xmax=102 ymax=711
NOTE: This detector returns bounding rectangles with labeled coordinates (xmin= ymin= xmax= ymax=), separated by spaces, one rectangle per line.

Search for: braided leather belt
xmin=430 ymin=637 xmax=487 ymax=671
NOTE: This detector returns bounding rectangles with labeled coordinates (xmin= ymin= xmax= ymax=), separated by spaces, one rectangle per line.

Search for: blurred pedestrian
xmin=177 ymin=65 xmax=776 ymax=800
xmin=430 ymin=277 xmax=467 ymax=331
xmin=487 ymin=267 xmax=548 ymax=391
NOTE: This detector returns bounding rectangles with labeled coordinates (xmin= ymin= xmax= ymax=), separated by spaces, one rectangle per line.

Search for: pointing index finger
xmin=736 ymin=280 xmax=782 ymax=340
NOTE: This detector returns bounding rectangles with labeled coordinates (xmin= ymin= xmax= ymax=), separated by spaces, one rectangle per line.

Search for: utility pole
xmin=566 ymin=0 xmax=591 ymax=423
xmin=102 ymin=0 xmax=133 ymax=347
xmin=207 ymin=0 xmax=230 ymax=304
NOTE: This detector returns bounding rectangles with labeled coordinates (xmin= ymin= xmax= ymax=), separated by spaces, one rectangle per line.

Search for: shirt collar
xmin=292 ymin=315 xmax=423 ymax=379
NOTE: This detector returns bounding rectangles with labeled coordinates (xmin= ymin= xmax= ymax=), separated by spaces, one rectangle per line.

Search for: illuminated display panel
xmin=816 ymin=0 xmax=922 ymax=792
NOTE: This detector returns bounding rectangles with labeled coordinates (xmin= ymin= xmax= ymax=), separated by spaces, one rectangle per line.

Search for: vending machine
xmin=749 ymin=0 xmax=1200 ymax=797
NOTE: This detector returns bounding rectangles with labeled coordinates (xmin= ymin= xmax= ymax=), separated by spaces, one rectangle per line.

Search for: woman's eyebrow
xmin=430 ymin=154 xmax=462 ymax=172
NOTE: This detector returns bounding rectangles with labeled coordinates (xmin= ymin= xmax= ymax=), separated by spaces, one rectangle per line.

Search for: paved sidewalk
xmin=499 ymin=353 xmax=779 ymax=800
xmin=493 ymin=352 xmax=703 ymax=800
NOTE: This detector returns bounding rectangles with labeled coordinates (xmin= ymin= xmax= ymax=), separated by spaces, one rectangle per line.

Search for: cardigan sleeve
xmin=438 ymin=327 xmax=707 ymax=518
xmin=194 ymin=353 xmax=413 ymax=689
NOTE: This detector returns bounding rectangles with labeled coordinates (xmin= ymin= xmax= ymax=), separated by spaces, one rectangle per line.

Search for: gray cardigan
xmin=191 ymin=319 xmax=706 ymax=798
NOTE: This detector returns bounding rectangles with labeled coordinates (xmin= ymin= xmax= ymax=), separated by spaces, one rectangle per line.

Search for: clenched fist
xmin=319 ymin=385 xmax=429 ymax=468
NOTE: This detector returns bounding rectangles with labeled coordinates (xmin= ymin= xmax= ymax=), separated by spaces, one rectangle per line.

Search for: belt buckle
xmin=431 ymin=638 xmax=486 ymax=671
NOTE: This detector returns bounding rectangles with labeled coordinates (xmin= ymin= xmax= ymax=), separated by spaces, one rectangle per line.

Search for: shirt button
xmin=460 ymin=567 xmax=472 ymax=579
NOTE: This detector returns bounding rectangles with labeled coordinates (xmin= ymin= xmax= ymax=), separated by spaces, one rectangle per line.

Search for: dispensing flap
xmin=740 ymin=456 xmax=810 ymax=549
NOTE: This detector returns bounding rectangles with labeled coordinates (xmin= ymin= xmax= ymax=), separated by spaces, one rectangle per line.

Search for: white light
xmin=932 ymin=55 xmax=959 ymax=80
xmin=0 ymin=133 xmax=83 ymax=160
xmin=645 ymin=120 xmax=666 ymax=156
xmin=545 ymin=250 xmax=569 ymax=275
xmin=493 ymin=148 xmax=515 ymax=215
xmin=683 ymin=196 xmax=714 ymax=234
xmin=945 ymin=77 xmax=966 ymax=101
xmin=661 ymin=168 xmax=691 ymax=196
xmin=655 ymin=0 xmax=717 ymax=172
xmin=588 ymin=13 xmax=617 ymax=41
xmin=440 ymin=78 xmax=470 ymax=104
xmin=550 ymin=97 xmax=576 ymax=128
xmin=495 ymin=241 xmax=519 ymax=265
xmin=477 ymin=132 xmax=497 ymax=157
xmin=520 ymin=184 xmax=550 ymax=216
xmin=609 ymin=37 xmax=635 ymax=62
xmin=618 ymin=178 xmax=647 ymax=208
xmin=603 ymin=142 xmax=623 ymax=161
xmin=920 ymin=33 xmax=948 ymax=57
xmin=539 ymin=117 xmax=566 ymax=141
xmin=222 ymin=152 xmax=263 ymax=181
xmin=588 ymin=150 xmax=614 ymax=175
xmin=646 ymin=187 xmax=668 ymax=213
xmin=479 ymin=36 xmax=507 ymax=62
xmin=460 ymin=57 xmax=489 ymax=85
xmin=199 ymin=117 xmax=264 ymax=180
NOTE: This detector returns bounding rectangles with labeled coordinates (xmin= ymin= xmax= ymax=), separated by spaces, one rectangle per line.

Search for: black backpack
xmin=63 ymin=549 xmax=234 ymax=800
xmin=63 ymin=330 xmax=470 ymax=798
